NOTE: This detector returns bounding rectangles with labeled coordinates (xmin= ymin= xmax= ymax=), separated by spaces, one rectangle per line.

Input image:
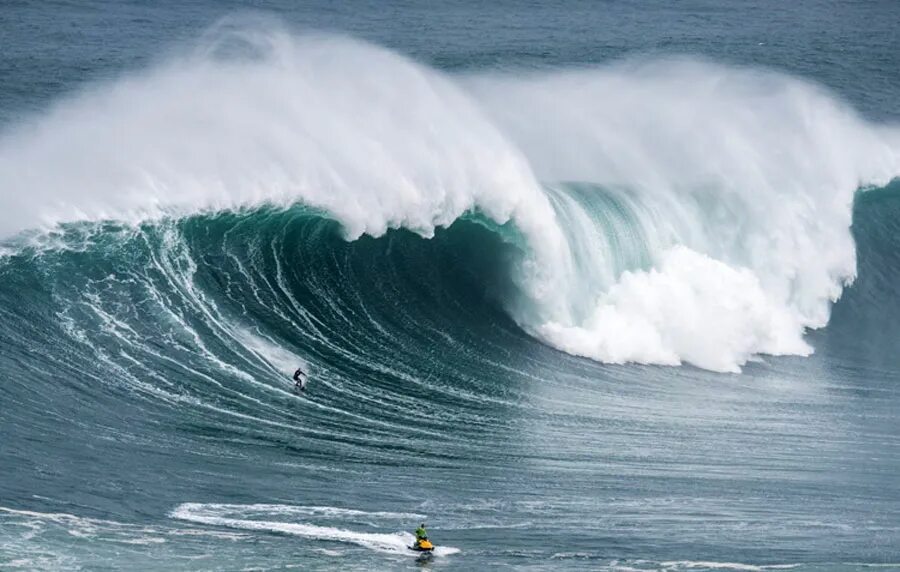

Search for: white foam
xmin=470 ymin=59 xmax=900 ymax=371
xmin=537 ymin=246 xmax=812 ymax=372
xmin=659 ymin=561 xmax=767 ymax=571
xmin=175 ymin=502 xmax=424 ymax=521
xmin=233 ymin=328 xmax=309 ymax=379
xmin=0 ymin=22 xmax=551 ymax=242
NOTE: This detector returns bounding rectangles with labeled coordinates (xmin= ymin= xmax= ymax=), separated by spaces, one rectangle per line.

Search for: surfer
xmin=293 ymin=367 xmax=308 ymax=391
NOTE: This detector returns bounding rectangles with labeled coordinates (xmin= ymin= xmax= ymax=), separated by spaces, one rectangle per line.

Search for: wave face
xmin=2 ymin=23 xmax=899 ymax=373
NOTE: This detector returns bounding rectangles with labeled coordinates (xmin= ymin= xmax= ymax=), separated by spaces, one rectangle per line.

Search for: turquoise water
xmin=1 ymin=2 xmax=900 ymax=570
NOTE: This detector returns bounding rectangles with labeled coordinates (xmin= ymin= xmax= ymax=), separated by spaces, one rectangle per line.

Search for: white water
xmin=2 ymin=21 xmax=899 ymax=372
xmin=468 ymin=61 xmax=900 ymax=371
xmin=171 ymin=502 xmax=460 ymax=556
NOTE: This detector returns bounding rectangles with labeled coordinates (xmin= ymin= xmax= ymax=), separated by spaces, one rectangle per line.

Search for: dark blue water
xmin=1 ymin=2 xmax=899 ymax=570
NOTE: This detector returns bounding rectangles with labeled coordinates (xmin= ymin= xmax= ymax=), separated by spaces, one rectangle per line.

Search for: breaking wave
xmin=1 ymin=19 xmax=899 ymax=372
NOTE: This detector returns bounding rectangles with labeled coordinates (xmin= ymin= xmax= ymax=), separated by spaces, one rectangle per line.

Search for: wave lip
xmin=0 ymin=23 xmax=551 ymax=242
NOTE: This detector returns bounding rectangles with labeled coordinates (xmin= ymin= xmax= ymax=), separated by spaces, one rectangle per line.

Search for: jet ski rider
xmin=415 ymin=523 xmax=428 ymax=546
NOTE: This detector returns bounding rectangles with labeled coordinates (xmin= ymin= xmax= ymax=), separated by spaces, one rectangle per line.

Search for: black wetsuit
xmin=293 ymin=368 xmax=307 ymax=390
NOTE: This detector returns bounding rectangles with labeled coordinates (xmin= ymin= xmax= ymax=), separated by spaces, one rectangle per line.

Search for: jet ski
xmin=409 ymin=539 xmax=434 ymax=552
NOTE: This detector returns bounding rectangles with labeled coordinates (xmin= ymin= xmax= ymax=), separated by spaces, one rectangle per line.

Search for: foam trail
xmin=170 ymin=503 xmax=460 ymax=556
xmin=3 ymin=21 xmax=900 ymax=371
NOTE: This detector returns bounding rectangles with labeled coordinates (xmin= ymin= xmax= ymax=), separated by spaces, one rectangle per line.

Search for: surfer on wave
xmin=293 ymin=367 xmax=308 ymax=391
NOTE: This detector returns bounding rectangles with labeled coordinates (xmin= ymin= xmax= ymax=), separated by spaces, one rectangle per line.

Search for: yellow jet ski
xmin=410 ymin=538 xmax=434 ymax=552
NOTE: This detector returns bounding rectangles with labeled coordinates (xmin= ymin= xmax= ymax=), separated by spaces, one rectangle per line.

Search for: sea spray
xmin=469 ymin=60 xmax=900 ymax=370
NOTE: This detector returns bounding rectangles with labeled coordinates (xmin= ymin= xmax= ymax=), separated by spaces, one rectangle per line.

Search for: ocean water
xmin=1 ymin=1 xmax=900 ymax=570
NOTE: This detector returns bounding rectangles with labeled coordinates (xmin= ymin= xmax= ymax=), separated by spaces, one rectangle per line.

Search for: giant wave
xmin=1 ymin=19 xmax=899 ymax=373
